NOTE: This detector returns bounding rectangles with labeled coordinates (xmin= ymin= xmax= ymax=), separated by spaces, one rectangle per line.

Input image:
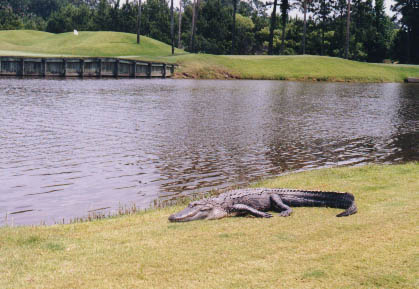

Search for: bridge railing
xmin=0 ymin=57 xmax=176 ymax=78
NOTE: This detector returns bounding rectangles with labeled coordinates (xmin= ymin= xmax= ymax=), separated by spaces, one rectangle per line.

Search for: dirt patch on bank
xmin=173 ymin=64 xmax=239 ymax=80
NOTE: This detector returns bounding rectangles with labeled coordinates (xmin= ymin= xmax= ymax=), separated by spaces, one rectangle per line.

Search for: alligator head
xmin=168 ymin=200 xmax=227 ymax=222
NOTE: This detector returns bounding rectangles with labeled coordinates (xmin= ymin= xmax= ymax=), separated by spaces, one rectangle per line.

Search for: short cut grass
xmin=1 ymin=163 xmax=418 ymax=288
xmin=1 ymin=30 xmax=418 ymax=82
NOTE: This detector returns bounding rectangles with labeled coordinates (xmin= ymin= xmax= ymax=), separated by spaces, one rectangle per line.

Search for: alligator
xmin=168 ymin=188 xmax=357 ymax=222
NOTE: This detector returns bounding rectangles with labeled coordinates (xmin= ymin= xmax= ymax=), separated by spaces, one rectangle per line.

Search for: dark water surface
xmin=0 ymin=79 xmax=418 ymax=225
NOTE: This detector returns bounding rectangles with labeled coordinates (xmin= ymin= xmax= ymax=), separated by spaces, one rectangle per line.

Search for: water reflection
xmin=0 ymin=79 xmax=417 ymax=225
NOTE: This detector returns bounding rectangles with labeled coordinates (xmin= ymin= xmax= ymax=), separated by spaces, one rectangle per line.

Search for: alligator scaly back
xmin=168 ymin=188 xmax=358 ymax=222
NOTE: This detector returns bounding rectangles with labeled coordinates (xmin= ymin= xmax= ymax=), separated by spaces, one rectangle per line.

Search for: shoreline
xmin=169 ymin=55 xmax=419 ymax=83
xmin=1 ymin=31 xmax=418 ymax=84
xmin=0 ymin=56 xmax=175 ymax=78
xmin=1 ymin=163 xmax=417 ymax=288
xmin=172 ymin=72 xmax=415 ymax=83
xmin=0 ymin=55 xmax=417 ymax=83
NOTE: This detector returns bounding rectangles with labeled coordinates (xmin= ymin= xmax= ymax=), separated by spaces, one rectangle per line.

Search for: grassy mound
xmin=1 ymin=163 xmax=417 ymax=288
xmin=170 ymin=54 xmax=419 ymax=82
xmin=0 ymin=30 xmax=418 ymax=82
xmin=0 ymin=30 xmax=184 ymax=57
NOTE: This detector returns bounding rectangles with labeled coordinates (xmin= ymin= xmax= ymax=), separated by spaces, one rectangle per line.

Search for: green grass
xmin=1 ymin=30 xmax=418 ymax=81
xmin=0 ymin=30 xmax=185 ymax=58
xmin=1 ymin=163 xmax=418 ymax=288
xmin=170 ymin=54 xmax=419 ymax=82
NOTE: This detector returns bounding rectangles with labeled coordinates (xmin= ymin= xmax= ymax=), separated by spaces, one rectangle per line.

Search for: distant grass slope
xmin=171 ymin=54 xmax=419 ymax=82
xmin=1 ymin=30 xmax=418 ymax=82
xmin=0 ymin=30 xmax=184 ymax=57
xmin=0 ymin=163 xmax=418 ymax=288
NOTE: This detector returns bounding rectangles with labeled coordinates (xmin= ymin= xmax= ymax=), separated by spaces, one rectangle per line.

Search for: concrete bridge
xmin=0 ymin=56 xmax=175 ymax=78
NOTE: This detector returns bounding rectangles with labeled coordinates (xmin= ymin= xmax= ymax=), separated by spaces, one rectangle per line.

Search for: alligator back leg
xmin=231 ymin=204 xmax=272 ymax=218
xmin=270 ymin=194 xmax=293 ymax=217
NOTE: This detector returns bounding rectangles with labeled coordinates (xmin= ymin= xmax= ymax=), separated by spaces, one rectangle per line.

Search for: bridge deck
xmin=0 ymin=56 xmax=175 ymax=78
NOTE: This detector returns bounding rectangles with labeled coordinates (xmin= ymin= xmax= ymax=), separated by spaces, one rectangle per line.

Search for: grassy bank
xmin=0 ymin=30 xmax=184 ymax=57
xmin=1 ymin=163 xmax=418 ymax=288
xmin=1 ymin=30 xmax=418 ymax=82
xmin=171 ymin=54 xmax=419 ymax=82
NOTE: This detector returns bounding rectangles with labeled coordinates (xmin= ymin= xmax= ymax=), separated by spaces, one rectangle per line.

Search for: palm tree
xmin=170 ymin=0 xmax=174 ymax=54
xmin=302 ymin=0 xmax=307 ymax=54
xmin=334 ymin=0 xmax=347 ymax=57
xmin=136 ymin=0 xmax=142 ymax=44
xmin=300 ymin=0 xmax=313 ymax=54
xmin=279 ymin=0 xmax=290 ymax=55
xmin=190 ymin=0 xmax=200 ymax=52
xmin=178 ymin=0 xmax=183 ymax=48
xmin=313 ymin=0 xmax=330 ymax=56
xmin=345 ymin=0 xmax=351 ymax=59
xmin=231 ymin=0 xmax=238 ymax=55
xmin=268 ymin=0 xmax=279 ymax=55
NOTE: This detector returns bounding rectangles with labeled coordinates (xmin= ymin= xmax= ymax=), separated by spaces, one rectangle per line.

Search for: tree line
xmin=0 ymin=0 xmax=418 ymax=64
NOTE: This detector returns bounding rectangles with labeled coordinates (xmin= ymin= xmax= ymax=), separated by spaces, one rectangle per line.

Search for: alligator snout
xmin=168 ymin=213 xmax=177 ymax=222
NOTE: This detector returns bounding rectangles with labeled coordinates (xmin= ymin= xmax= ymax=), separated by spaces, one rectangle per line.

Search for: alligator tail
xmin=335 ymin=193 xmax=357 ymax=217
xmin=279 ymin=189 xmax=358 ymax=217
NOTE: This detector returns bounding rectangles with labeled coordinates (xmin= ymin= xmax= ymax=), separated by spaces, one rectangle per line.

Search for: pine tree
xmin=279 ymin=0 xmax=290 ymax=54
xmin=392 ymin=0 xmax=419 ymax=63
xmin=268 ymin=0 xmax=279 ymax=55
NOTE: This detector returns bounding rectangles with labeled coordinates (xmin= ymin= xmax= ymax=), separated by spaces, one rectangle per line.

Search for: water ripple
xmin=0 ymin=79 xmax=418 ymax=225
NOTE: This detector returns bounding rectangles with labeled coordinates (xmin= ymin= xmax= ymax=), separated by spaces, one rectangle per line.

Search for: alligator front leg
xmin=231 ymin=204 xmax=272 ymax=218
xmin=270 ymin=194 xmax=293 ymax=217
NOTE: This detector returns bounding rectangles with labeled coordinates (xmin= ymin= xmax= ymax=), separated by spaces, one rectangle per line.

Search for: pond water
xmin=0 ymin=79 xmax=418 ymax=225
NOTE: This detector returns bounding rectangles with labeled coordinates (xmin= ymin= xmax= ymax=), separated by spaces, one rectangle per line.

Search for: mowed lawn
xmin=174 ymin=54 xmax=419 ymax=82
xmin=1 ymin=30 xmax=418 ymax=82
xmin=0 ymin=163 xmax=417 ymax=288
xmin=0 ymin=30 xmax=184 ymax=58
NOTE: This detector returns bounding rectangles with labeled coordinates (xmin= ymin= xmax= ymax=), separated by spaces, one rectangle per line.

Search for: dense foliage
xmin=0 ymin=0 xmax=417 ymax=63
